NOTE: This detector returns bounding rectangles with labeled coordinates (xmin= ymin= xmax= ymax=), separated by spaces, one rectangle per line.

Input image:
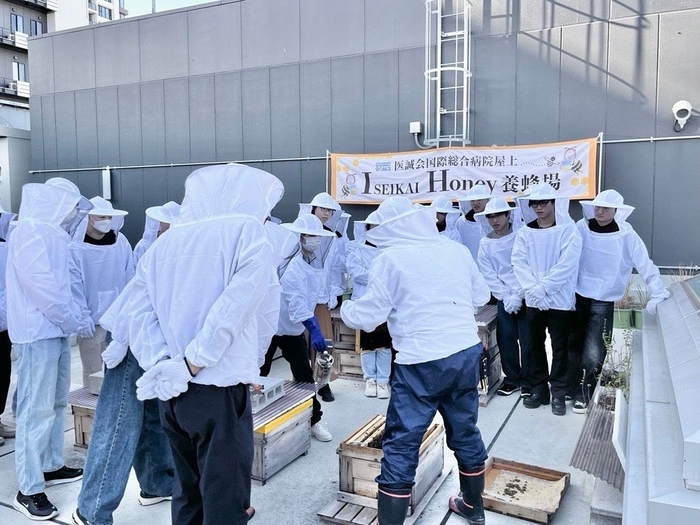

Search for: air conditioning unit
xmin=9 ymin=82 xmax=17 ymax=91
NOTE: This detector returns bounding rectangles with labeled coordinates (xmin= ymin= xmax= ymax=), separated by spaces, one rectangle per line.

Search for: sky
xmin=126 ymin=0 xmax=212 ymax=17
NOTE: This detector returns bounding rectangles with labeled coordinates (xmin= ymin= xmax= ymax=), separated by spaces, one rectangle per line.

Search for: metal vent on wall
xmin=424 ymin=0 xmax=472 ymax=146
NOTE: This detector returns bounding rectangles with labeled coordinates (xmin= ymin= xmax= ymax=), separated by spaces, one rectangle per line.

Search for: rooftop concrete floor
xmin=0 ymin=338 xmax=606 ymax=525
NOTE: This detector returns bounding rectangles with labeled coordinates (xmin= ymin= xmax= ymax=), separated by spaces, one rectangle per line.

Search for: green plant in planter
xmin=597 ymin=328 xmax=633 ymax=408
xmin=613 ymin=280 xmax=635 ymax=329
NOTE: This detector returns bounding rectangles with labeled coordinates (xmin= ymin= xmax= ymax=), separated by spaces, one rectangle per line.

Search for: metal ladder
xmin=424 ymin=0 xmax=472 ymax=146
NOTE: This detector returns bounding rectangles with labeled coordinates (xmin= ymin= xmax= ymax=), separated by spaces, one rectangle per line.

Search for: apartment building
xmin=0 ymin=0 xmax=127 ymax=211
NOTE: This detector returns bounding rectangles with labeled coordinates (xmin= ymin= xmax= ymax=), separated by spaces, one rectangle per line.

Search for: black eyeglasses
xmin=529 ymin=200 xmax=553 ymax=208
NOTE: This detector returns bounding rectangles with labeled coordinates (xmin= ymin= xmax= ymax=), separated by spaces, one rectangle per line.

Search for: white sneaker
xmin=365 ymin=379 xmax=377 ymax=397
xmin=377 ymin=383 xmax=390 ymax=399
xmin=311 ymin=421 xmax=333 ymax=442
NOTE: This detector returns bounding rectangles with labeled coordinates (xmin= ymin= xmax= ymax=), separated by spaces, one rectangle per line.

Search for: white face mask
xmin=92 ymin=219 xmax=112 ymax=234
xmin=303 ymin=236 xmax=322 ymax=252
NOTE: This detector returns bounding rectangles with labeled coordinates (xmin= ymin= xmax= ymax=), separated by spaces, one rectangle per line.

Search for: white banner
xmin=331 ymin=137 xmax=598 ymax=204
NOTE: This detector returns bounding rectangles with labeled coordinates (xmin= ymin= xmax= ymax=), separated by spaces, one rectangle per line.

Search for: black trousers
xmin=260 ymin=334 xmax=323 ymax=425
xmin=525 ymin=307 xmax=571 ymax=398
xmin=0 ymin=330 xmax=11 ymax=414
xmin=159 ymin=383 xmax=253 ymax=525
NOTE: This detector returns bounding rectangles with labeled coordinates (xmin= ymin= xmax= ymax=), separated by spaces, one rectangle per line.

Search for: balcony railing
xmin=88 ymin=2 xmax=97 ymax=11
xmin=0 ymin=28 xmax=28 ymax=50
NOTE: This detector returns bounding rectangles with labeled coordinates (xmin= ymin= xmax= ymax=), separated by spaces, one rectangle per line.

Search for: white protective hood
xmin=341 ymin=196 xmax=491 ymax=364
xmin=575 ymin=190 xmax=666 ymax=302
xmin=516 ymin=182 xmax=574 ymax=226
xmin=125 ymin=163 xmax=284 ymax=382
xmin=45 ymin=177 xmax=91 ymax=241
xmin=7 ymin=183 xmax=91 ymax=343
xmin=579 ymin=189 xmax=634 ymax=224
xmin=133 ymin=201 xmax=181 ymax=265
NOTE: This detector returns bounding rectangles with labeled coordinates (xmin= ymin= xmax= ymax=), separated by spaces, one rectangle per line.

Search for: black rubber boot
xmin=377 ymin=486 xmax=411 ymax=525
xmin=448 ymin=464 xmax=486 ymax=525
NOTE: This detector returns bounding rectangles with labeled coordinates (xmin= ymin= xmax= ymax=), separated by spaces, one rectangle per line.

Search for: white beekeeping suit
xmin=7 ymin=183 xmax=92 ymax=343
xmin=456 ymin=185 xmax=492 ymax=260
xmin=133 ymin=201 xmax=181 ymax=266
xmin=275 ymin=215 xmax=335 ymax=337
xmin=345 ymin=213 xmax=381 ymax=300
xmin=69 ymin=196 xmax=134 ymax=387
xmin=298 ymin=192 xmax=349 ymax=308
xmin=341 ymin=197 xmax=491 ymax=365
xmin=512 ymin=183 xmax=582 ymax=311
xmin=576 ymin=190 xmax=669 ymax=311
xmin=0 ymin=206 xmax=17 ymax=332
xmin=70 ymin=197 xmax=134 ymax=326
xmin=127 ymin=163 xmax=283 ymax=388
xmin=475 ymin=197 xmax=524 ymax=312
xmin=429 ymin=195 xmax=462 ymax=242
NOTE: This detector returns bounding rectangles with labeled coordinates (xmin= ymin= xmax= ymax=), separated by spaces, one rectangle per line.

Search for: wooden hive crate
xmin=336 ymin=415 xmax=446 ymax=517
xmin=476 ymin=305 xmax=502 ymax=406
xmin=330 ymin=311 xmax=363 ymax=381
xmin=67 ymin=387 xmax=98 ymax=449
xmin=251 ymin=381 xmax=316 ymax=485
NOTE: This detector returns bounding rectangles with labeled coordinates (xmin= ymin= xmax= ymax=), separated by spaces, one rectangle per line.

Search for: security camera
xmin=672 ymin=100 xmax=692 ymax=131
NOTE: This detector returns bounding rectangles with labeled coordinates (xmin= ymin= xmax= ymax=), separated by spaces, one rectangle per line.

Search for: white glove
xmin=504 ymin=295 xmax=522 ymax=314
xmin=646 ymin=296 xmax=665 ymax=315
xmin=135 ymin=373 xmax=159 ymax=401
xmin=327 ymin=296 xmax=338 ymax=310
xmin=102 ymin=340 xmax=129 ymax=369
xmin=77 ymin=317 xmax=96 ymax=339
xmin=136 ymin=359 xmax=192 ymax=402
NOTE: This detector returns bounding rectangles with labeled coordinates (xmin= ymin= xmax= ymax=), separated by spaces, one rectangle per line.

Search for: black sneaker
xmin=572 ymin=400 xmax=588 ymax=414
xmin=497 ymin=383 xmax=520 ymax=396
xmin=318 ymin=384 xmax=335 ymax=402
xmin=44 ymin=465 xmax=83 ymax=487
xmin=138 ymin=490 xmax=172 ymax=506
xmin=13 ymin=491 xmax=58 ymax=520
xmin=72 ymin=507 xmax=91 ymax=525
xmin=551 ymin=397 xmax=567 ymax=416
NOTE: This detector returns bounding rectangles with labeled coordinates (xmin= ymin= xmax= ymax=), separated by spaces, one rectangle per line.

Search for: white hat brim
xmin=145 ymin=206 xmax=174 ymax=223
xmin=579 ymin=199 xmax=634 ymax=210
xmin=282 ymin=224 xmax=336 ymax=236
xmin=88 ymin=208 xmax=128 ymax=216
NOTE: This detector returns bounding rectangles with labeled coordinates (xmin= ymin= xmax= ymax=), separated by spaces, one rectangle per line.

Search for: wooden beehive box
xmin=67 ymin=387 xmax=98 ymax=449
xmin=483 ymin=457 xmax=570 ymax=524
xmin=336 ymin=415 xmax=445 ymax=516
xmin=251 ymin=381 xmax=316 ymax=485
xmin=330 ymin=311 xmax=363 ymax=381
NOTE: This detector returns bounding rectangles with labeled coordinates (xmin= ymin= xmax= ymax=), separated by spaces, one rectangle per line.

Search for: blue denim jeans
xmin=377 ymin=344 xmax=487 ymax=490
xmin=360 ymin=348 xmax=392 ymax=384
xmin=77 ymin=350 xmax=174 ymax=525
xmin=568 ymin=294 xmax=614 ymax=403
xmin=14 ymin=337 xmax=71 ymax=495
xmin=496 ymin=300 xmax=530 ymax=388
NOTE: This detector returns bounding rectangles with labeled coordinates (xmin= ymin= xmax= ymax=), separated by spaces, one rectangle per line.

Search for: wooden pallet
xmin=318 ymin=463 xmax=452 ymax=525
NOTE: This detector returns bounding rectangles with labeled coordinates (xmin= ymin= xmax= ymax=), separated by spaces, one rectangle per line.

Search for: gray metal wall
xmin=28 ymin=0 xmax=700 ymax=265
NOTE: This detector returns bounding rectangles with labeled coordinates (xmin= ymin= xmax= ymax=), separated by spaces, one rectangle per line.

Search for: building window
xmin=12 ymin=62 xmax=26 ymax=82
xmin=120 ymin=13 xmax=126 ymax=19
xmin=30 ymin=20 xmax=44 ymax=36
xmin=105 ymin=0 xmax=112 ymax=3
xmin=119 ymin=0 xmax=125 ymax=8
xmin=98 ymin=6 xmax=112 ymax=19
xmin=10 ymin=13 xmax=25 ymax=33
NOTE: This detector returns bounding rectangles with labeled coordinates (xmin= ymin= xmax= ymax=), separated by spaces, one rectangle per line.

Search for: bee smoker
xmin=313 ymin=339 xmax=335 ymax=387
